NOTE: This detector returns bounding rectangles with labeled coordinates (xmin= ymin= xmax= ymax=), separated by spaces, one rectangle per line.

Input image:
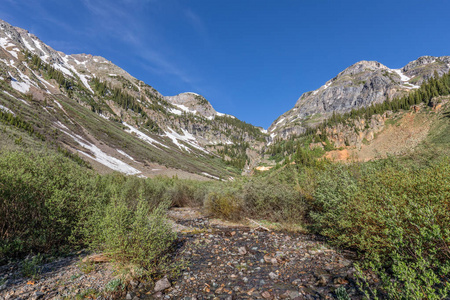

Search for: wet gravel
xmin=157 ymin=208 xmax=361 ymax=299
xmin=0 ymin=208 xmax=362 ymax=299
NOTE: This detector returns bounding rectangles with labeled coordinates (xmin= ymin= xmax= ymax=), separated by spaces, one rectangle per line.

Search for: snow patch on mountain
xmin=275 ymin=118 xmax=285 ymax=126
xmin=117 ymin=149 xmax=135 ymax=161
xmin=55 ymin=122 xmax=140 ymax=175
xmin=174 ymin=104 xmax=192 ymax=113
xmin=123 ymin=122 xmax=168 ymax=149
xmin=33 ymin=38 xmax=50 ymax=61
xmin=1 ymin=90 xmax=19 ymax=101
xmin=313 ymin=81 xmax=332 ymax=95
xmin=201 ymin=172 xmax=221 ymax=180
xmin=22 ymin=36 xmax=35 ymax=52
xmin=53 ymin=63 xmax=73 ymax=76
xmin=10 ymin=78 xmax=30 ymax=93
xmin=0 ymin=104 xmax=14 ymax=115
xmin=61 ymin=56 xmax=94 ymax=93
xmin=0 ymin=37 xmax=14 ymax=48
xmin=391 ymin=69 xmax=420 ymax=89
xmin=6 ymin=48 xmax=19 ymax=59
xmin=164 ymin=127 xmax=208 ymax=153
xmin=168 ymin=107 xmax=183 ymax=115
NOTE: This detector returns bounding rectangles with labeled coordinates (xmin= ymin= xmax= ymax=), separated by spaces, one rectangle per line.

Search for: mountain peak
xmin=268 ymin=56 xmax=450 ymax=139
xmin=338 ymin=60 xmax=388 ymax=77
xmin=165 ymin=92 xmax=217 ymax=119
xmin=0 ymin=18 xmax=266 ymax=178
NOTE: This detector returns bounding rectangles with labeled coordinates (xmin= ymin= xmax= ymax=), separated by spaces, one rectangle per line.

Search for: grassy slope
xmin=0 ymin=83 xmax=237 ymax=179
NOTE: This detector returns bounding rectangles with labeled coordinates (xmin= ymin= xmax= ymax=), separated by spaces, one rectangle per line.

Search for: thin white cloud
xmin=185 ymin=9 xmax=208 ymax=40
xmin=79 ymin=0 xmax=203 ymax=90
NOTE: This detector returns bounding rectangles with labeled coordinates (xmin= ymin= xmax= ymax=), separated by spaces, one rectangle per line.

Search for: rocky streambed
xmin=0 ymin=208 xmax=361 ymax=299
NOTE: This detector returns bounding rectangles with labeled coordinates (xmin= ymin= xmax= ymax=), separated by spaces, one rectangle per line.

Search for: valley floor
xmin=0 ymin=208 xmax=359 ymax=300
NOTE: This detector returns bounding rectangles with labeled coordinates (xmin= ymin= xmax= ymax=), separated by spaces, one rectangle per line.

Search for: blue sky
xmin=1 ymin=0 xmax=450 ymax=128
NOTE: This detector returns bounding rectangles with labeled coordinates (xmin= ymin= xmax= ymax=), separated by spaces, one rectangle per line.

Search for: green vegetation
xmin=202 ymin=152 xmax=450 ymax=298
xmin=0 ymin=109 xmax=45 ymax=141
xmin=1 ymin=106 xmax=449 ymax=298
xmin=194 ymin=94 xmax=209 ymax=105
xmin=215 ymin=115 xmax=267 ymax=143
xmin=203 ymin=95 xmax=450 ymax=298
xmin=216 ymin=142 xmax=250 ymax=169
xmin=1 ymin=55 xmax=449 ymax=298
xmin=0 ymin=149 xmax=207 ymax=278
xmin=20 ymin=253 xmax=44 ymax=280
xmin=92 ymin=77 xmax=145 ymax=116
xmin=28 ymin=53 xmax=75 ymax=92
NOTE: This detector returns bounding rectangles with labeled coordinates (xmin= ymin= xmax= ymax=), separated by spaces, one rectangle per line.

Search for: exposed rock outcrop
xmin=269 ymin=57 xmax=450 ymax=140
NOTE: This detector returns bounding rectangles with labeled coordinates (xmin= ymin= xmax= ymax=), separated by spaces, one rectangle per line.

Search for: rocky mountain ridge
xmin=0 ymin=19 xmax=266 ymax=179
xmin=269 ymin=56 xmax=450 ymax=139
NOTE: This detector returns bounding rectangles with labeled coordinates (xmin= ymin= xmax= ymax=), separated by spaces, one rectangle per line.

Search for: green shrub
xmin=104 ymin=278 xmax=125 ymax=293
xmin=205 ymin=191 xmax=243 ymax=220
xmin=21 ymin=253 xmax=44 ymax=280
xmin=0 ymin=150 xmax=93 ymax=260
xmin=0 ymin=149 xmax=179 ymax=279
xmin=85 ymin=193 xmax=176 ymax=277
xmin=311 ymin=159 xmax=450 ymax=298
xmin=204 ymin=173 xmax=306 ymax=224
xmin=165 ymin=181 xmax=204 ymax=207
xmin=242 ymin=177 xmax=304 ymax=222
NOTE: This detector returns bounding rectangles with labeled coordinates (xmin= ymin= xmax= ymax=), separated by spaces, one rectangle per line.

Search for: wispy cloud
xmin=79 ymin=0 xmax=204 ymax=91
xmin=184 ymin=9 xmax=208 ymax=41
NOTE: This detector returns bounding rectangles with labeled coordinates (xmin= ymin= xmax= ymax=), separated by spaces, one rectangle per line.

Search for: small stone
xmin=341 ymin=259 xmax=353 ymax=267
xmin=154 ymin=277 xmax=171 ymax=292
xmin=242 ymin=277 xmax=248 ymax=283
xmin=130 ymin=279 xmax=139 ymax=289
xmin=288 ymin=290 xmax=300 ymax=298
xmin=280 ymin=291 xmax=290 ymax=299
xmin=126 ymin=293 xmax=132 ymax=300
xmin=238 ymin=247 xmax=247 ymax=255
xmin=316 ymin=275 xmax=328 ymax=286
xmin=33 ymin=291 xmax=45 ymax=299
xmin=261 ymin=291 xmax=272 ymax=299
xmin=268 ymin=272 xmax=278 ymax=280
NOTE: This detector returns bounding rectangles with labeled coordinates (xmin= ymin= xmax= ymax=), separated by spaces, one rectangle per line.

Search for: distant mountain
xmin=269 ymin=57 xmax=450 ymax=139
xmin=0 ymin=19 xmax=267 ymax=179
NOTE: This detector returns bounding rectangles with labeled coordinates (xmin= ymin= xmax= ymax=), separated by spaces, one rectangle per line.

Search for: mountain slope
xmin=0 ymin=19 xmax=267 ymax=179
xmin=269 ymin=57 xmax=450 ymax=139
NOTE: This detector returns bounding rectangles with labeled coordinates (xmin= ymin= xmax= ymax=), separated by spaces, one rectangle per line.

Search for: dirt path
xmin=0 ymin=208 xmax=360 ymax=300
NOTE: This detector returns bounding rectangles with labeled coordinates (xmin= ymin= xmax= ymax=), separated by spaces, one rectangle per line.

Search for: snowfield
xmin=55 ymin=123 xmax=141 ymax=175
